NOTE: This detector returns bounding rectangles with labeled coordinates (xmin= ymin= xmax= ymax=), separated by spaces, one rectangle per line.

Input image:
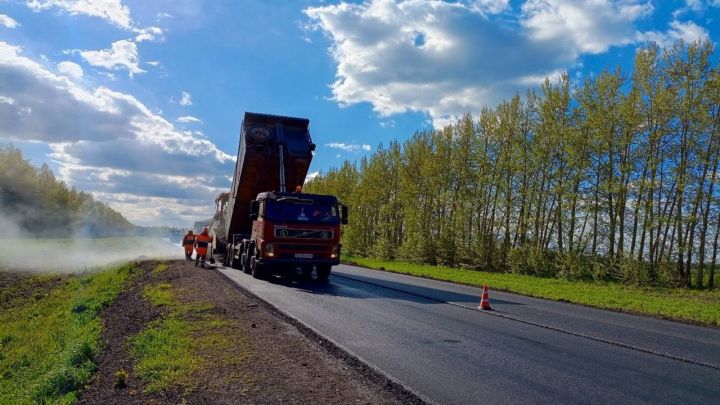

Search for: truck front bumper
xmin=256 ymin=257 xmax=340 ymax=267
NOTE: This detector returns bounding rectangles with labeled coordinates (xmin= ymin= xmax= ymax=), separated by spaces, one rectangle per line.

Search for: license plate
xmin=295 ymin=253 xmax=313 ymax=259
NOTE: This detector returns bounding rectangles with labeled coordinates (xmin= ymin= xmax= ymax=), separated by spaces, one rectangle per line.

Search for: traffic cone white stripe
xmin=478 ymin=285 xmax=492 ymax=310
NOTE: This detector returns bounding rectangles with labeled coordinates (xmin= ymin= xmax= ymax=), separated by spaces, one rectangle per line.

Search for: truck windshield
xmin=264 ymin=200 xmax=339 ymax=224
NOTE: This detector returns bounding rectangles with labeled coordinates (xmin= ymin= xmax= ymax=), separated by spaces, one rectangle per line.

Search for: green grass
xmin=346 ymin=257 xmax=720 ymax=327
xmin=0 ymin=264 xmax=135 ymax=404
xmin=153 ymin=263 xmax=169 ymax=274
xmin=130 ymin=282 xmax=248 ymax=393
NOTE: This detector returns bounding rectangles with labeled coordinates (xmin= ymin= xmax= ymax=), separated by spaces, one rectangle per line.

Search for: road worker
xmin=194 ymin=227 xmax=213 ymax=268
xmin=181 ymin=230 xmax=195 ymax=261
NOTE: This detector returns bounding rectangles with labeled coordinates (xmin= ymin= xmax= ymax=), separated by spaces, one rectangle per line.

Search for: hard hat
xmin=202 ymin=227 xmax=209 ymax=234
xmin=188 ymin=230 xmax=194 ymax=234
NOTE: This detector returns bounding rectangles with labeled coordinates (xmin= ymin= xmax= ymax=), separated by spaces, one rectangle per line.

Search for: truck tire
xmin=250 ymin=256 xmax=264 ymax=279
xmin=317 ymin=264 xmax=331 ymax=282
xmin=305 ymin=264 xmax=331 ymax=282
xmin=241 ymin=253 xmax=251 ymax=274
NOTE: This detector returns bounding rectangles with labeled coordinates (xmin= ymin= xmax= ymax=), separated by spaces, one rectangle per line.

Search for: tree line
xmin=305 ymin=41 xmax=720 ymax=289
xmin=0 ymin=144 xmax=136 ymax=237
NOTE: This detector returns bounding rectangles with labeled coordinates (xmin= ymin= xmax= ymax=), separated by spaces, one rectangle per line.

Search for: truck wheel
xmin=318 ymin=264 xmax=331 ymax=282
xmin=241 ymin=253 xmax=251 ymax=274
xmin=250 ymin=256 xmax=263 ymax=279
xmin=301 ymin=266 xmax=315 ymax=281
xmin=309 ymin=264 xmax=331 ymax=283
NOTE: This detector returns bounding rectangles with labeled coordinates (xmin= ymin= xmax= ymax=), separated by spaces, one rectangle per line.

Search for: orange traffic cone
xmin=478 ymin=285 xmax=492 ymax=310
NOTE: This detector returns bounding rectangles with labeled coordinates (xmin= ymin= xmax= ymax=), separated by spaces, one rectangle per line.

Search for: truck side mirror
xmin=341 ymin=204 xmax=349 ymax=225
xmin=250 ymin=200 xmax=260 ymax=220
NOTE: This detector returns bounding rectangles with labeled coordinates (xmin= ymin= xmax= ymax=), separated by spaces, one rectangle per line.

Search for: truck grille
xmin=277 ymin=243 xmax=328 ymax=251
xmin=274 ymin=228 xmax=334 ymax=239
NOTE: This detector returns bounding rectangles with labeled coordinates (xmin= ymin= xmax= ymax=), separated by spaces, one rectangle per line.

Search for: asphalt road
xmin=218 ymin=264 xmax=720 ymax=404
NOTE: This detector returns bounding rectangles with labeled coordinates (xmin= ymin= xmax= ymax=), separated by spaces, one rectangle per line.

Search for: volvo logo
xmin=321 ymin=231 xmax=329 ymax=239
xmin=279 ymin=229 xmax=289 ymax=237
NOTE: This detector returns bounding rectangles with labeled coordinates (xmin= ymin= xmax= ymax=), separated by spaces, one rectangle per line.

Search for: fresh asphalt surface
xmin=218 ymin=264 xmax=720 ymax=404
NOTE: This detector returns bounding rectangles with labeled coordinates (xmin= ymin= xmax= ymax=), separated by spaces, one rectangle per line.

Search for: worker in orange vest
xmin=194 ymin=227 xmax=213 ymax=268
xmin=181 ymin=230 xmax=195 ymax=261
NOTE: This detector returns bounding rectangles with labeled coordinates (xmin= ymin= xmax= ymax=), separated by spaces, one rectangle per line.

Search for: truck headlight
xmin=330 ymin=244 xmax=340 ymax=259
xmin=264 ymin=243 xmax=274 ymax=257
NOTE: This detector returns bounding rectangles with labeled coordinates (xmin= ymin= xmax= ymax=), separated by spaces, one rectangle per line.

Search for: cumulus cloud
xmin=325 ymin=142 xmax=371 ymax=152
xmin=27 ymin=0 xmax=133 ymax=29
xmin=305 ymin=0 xmax=653 ymax=126
xmin=177 ymin=115 xmax=202 ymax=124
xmin=521 ymin=0 xmax=652 ymax=54
xmin=0 ymin=14 xmax=20 ymax=28
xmin=305 ymin=171 xmax=320 ymax=182
xmin=134 ymin=26 xmax=164 ymax=43
xmin=0 ymin=41 xmax=234 ymax=226
xmin=469 ymin=0 xmax=511 ymax=14
xmin=57 ymin=60 xmax=83 ymax=79
xmin=80 ymin=40 xmax=144 ymax=76
xmin=673 ymin=0 xmax=705 ymax=17
xmin=179 ymin=91 xmax=192 ymax=106
xmin=637 ymin=20 xmax=710 ymax=48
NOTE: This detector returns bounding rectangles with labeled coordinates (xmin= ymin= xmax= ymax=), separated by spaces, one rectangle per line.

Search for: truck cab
xmin=235 ymin=191 xmax=348 ymax=280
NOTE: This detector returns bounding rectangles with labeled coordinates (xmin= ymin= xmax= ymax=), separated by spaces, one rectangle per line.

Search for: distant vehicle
xmin=210 ymin=112 xmax=348 ymax=281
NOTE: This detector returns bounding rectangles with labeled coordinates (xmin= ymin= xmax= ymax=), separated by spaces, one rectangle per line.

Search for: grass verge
xmin=346 ymin=257 xmax=720 ymax=327
xmin=129 ymin=265 xmax=249 ymax=394
xmin=0 ymin=264 xmax=135 ymax=404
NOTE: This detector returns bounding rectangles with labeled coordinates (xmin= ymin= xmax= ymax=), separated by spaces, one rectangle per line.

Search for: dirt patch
xmin=79 ymin=260 xmax=410 ymax=404
xmin=78 ymin=261 xmax=167 ymax=404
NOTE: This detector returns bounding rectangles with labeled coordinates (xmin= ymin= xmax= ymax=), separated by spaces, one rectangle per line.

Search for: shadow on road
xmin=261 ymin=271 xmax=525 ymax=307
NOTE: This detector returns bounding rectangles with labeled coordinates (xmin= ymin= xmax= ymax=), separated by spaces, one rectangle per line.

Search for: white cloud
xmin=147 ymin=60 xmax=160 ymax=66
xmin=521 ymin=0 xmax=653 ymax=54
xmin=156 ymin=12 xmax=174 ymax=20
xmin=0 ymin=14 xmax=20 ymax=28
xmin=57 ymin=60 xmax=83 ymax=79
xmin=80 ymin=39 xmax=144 ymax=76
xmin=685 ymin=0 xmax=703 ymax=10
xmin=134 ymin=26 xmax=164 ymax=43
xmin=179 ymin=91 xmax=192 ymax=106
xmin=305 ymin=171 xmax=320 ymax=181
xmin=97 ymin=71 xmax=118 ymax=81
xmin=469 ymin=0 xmax=511 ymax=14
xmin=637 ymin=20 xmax=710 ymax=48
xmin=306 ymin=0 xmax=651 ymax=127
xmin=325 ymin=142 xmax=371 ymax=152
xmin=27 ymin=0 xmax=133 ymax=29
xmin=0 ymin=41 xmax=234 ymax=226
xmin=176 ymin=115 xmax=202 ymax=124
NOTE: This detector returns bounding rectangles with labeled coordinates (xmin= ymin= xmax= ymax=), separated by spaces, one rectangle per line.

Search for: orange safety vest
xmin=183 ymin=234 xmax=196 ymax=246
xmin=195 ymin=234 xmax=212 ymax=250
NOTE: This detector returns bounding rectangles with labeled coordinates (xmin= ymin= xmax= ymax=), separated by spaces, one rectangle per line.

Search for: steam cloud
xmin=0 ymin=211 xmax=184 ymax=273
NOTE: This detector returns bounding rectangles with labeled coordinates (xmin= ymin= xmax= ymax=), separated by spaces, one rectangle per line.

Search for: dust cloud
xmin=0 ymin=212 xmax=185 ymax=273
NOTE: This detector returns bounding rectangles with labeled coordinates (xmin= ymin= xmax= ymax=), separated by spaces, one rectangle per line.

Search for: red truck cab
xmin=238 ymin=191 xmax=347 ymax=280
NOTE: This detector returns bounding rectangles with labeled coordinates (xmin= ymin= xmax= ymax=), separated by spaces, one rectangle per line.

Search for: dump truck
xmin=210 ymin=112 xmax=348 ymax=281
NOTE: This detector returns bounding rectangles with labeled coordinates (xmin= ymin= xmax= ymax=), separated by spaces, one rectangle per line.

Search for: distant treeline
xmin=305 ymin=41 xmax=720 ymax=289
xmin=0 ymin=144 xmax=182 ymax=240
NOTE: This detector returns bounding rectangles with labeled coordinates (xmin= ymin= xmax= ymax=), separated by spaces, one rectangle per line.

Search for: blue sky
xmin=0 ymin=0 xmax=718 ymax=227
